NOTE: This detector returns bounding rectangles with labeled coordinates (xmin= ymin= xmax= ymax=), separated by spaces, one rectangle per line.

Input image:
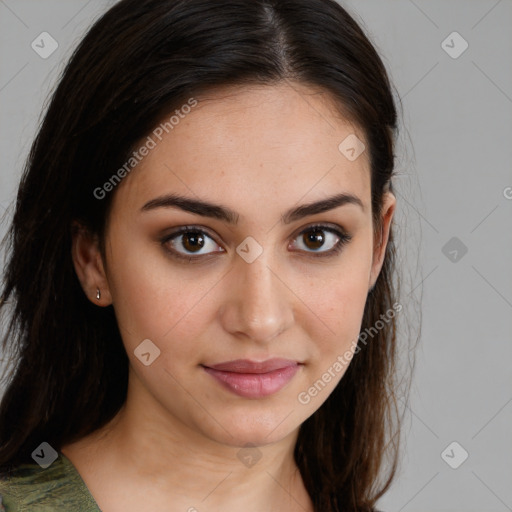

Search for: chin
xmin=200 ymin=409 xmax=302 ymax=448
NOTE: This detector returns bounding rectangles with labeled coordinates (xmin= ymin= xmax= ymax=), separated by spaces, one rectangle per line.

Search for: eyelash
xmin=159 ymin=223 xmax=352 ymax=263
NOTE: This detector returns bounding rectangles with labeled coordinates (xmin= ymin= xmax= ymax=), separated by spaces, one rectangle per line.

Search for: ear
xmin=368 ymin=191 xmax=396 ymax=291
xmin=71 ymin=221 xmax=112 ymax=306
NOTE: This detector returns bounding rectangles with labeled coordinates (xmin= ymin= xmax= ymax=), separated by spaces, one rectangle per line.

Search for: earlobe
xmin=71 ymin=222 xmax=112 ymax=306
xmin=368 ymin=191 xmax=396 ymax=290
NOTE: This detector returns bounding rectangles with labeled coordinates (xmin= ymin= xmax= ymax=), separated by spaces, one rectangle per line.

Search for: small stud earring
xmin=96 ymin=288 xmax=101 ymax=300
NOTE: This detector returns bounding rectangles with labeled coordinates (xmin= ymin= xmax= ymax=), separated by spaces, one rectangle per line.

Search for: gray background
xmin=1 ymin=1 xmax=511 ymax=510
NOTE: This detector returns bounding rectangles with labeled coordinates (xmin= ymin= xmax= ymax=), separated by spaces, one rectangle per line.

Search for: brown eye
xmin=162 ymin=227 xmax=224 ymax=260
xmin=181 ymin=231 xmax=205 ymax=253
xmin=291 ymin=224 xmax=352 ymax=257
xmin=302 ymin=229 xmax=326 ymax=250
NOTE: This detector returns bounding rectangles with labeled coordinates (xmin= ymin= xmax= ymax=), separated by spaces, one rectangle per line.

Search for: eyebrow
xmin=140 ymin=192 xmax=364 ymax=224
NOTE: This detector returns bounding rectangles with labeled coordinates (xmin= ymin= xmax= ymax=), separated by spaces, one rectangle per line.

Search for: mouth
xmin=201 ymin=358 xmax=302 ymax=398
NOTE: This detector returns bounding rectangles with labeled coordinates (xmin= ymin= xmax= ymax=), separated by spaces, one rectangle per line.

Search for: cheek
xmin=325 ymin=274 xmax=368 ymax=339
xmin=303 ymin=252 xmax=371 ymax=365
xmin=105 ymin=232 xmax=219 ymax=358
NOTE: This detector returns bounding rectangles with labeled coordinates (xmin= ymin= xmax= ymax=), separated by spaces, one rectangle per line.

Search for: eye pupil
xmin=183 ymin=231 xmax=205 ymax=252
xmin=304 ymin=229 xmax=325 ymax=250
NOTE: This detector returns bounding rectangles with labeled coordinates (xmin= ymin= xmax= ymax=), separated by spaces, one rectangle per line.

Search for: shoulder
xmin=0 ymin=453 xmax=100 ymax=511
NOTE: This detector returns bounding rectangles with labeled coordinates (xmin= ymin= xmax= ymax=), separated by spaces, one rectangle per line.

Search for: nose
xmin=219 ymin=250 xmax=295 ymax=344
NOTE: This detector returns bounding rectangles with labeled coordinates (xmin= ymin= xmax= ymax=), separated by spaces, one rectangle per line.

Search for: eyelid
xmin=159 ymin=225 xmax=224 ymax=262
xmin=292 ymin=221 xmax=349 ymax=239
xmin=290 ymin=222 xmax=352 ymax=257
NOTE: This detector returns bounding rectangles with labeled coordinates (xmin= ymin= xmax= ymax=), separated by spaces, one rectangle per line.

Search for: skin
xmin=64 ymin=81 xmax=395 ymax=512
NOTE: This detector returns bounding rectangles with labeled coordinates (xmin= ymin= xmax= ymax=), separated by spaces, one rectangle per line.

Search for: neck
xmin=62 ymin=373 xmax=313 ymax=512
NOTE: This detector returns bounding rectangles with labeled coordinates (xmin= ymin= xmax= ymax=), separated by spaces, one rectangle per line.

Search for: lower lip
xmin=202 ymin=364 xmax=300 ymax=398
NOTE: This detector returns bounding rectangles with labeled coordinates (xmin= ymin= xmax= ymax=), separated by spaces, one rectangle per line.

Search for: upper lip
xmin=203 ymin=358 xmax=300 ymax=374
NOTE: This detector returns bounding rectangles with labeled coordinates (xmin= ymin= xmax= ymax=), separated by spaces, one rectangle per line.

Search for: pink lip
xmin=202 ymin=358 xmax=301 ymax=398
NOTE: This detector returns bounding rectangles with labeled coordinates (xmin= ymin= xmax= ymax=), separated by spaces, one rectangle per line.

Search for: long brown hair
xmin=0 ymin=0 xmax=411 ymax=509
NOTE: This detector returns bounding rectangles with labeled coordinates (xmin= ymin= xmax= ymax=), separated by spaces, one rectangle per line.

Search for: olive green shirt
xmin=0 ymin=452 xmax=101 ymax=511
xmin=0 ymin=454 xmax=387 ymax=511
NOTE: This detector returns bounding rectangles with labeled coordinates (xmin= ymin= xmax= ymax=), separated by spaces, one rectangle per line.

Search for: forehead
xmin=111 ymin=82 xmax=371 ymax=218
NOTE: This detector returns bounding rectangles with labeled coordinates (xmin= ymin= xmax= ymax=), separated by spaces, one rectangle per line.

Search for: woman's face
xmin=82 ymin=82 xmax=395 ymax=447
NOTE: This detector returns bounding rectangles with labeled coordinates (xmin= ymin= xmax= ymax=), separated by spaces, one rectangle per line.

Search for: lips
xmin=205 ymin=358 xmax=299 ymax=373
xmin=202 ymin=358 xmax=302 ymax=398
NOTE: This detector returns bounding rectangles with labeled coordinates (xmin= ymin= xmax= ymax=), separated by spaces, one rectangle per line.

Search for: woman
xmin=0 ymin=0 xmax=409 ymax=510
